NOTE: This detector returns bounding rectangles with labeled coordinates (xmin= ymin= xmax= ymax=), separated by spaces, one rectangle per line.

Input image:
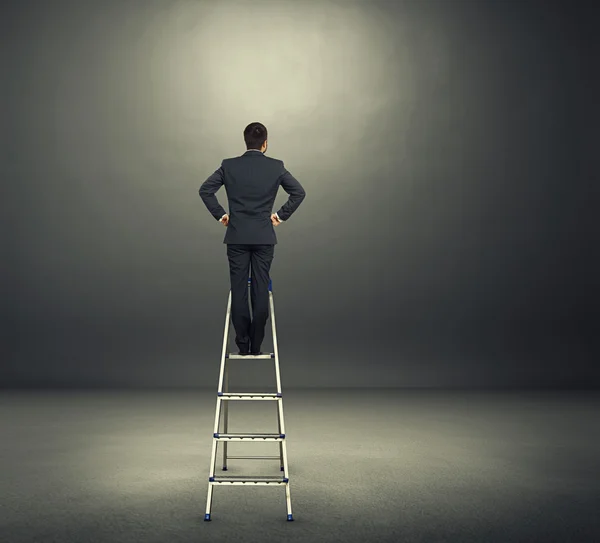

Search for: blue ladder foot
xmin=287 ymin=514 xmax=294 ymax=521
xmin=222 ymin=466 xmax=228 ymax=471
xmin=204 ymin=514 xmax=211 ymax=521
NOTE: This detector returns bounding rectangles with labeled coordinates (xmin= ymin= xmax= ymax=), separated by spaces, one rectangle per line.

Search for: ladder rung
xmin=210 ymin=475 xmax=288 ymax=485
xmin=214 ymin=433 xmax=285 ymax=441
xmin=226 ymin=353 xmax=274 ymax=359
xmin=218 ymin=392 xmax=281 ymax=400
xmin=226 ymin=455 xmax=281 ymax=460
xmin=210 ymin=480 xmax=287 ymax=485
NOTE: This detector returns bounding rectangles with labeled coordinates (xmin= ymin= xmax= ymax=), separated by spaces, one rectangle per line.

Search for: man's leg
xmin=226 ymin=244 xmax=252 ymax=353
xmin=249 ymin=244 xmax=275 ymax=353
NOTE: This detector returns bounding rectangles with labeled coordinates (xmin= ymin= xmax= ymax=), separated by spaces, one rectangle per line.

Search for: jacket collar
xmin=242 ymin=150 xmax=265 ymax=157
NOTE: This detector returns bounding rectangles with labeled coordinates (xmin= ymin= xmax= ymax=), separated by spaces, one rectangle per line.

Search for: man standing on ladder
xmin=199 ymin=122 xmax=306 ymax=356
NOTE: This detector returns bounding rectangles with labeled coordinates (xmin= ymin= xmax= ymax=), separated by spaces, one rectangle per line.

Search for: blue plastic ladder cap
xmin=283 ymin=477 xmax=289 ymax=483
xmin=204 ymin=514 xmax=211 ymax=521
xmin=217 ymin=392 xmax=223 ymax=396
xmin=280 ymin=466 xmax=284 ymax=471
xmin=287 ymin=514 xmax=294 ymax=521
xmin=222 ymin=466 xmax=228 ymax=471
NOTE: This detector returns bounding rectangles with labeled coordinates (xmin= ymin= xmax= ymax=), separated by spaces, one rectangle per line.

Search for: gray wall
xmin=3 ymin=0 xmax=598 ymax=388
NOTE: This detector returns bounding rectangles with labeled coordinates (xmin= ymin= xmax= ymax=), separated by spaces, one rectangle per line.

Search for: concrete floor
xmin=1 ymin=388 xmax=599 ymax=543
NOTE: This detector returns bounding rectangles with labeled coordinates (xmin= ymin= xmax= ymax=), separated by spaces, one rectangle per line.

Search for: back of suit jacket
xmin=199 ymin=150 xmax=306 ymax=245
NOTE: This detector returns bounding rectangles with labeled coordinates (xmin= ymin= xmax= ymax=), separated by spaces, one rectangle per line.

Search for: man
xmin=199 ymin=122 xmax=306 ymax=355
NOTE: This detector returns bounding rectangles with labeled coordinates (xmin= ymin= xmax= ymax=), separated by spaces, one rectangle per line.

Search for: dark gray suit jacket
xmin=199 ymin=150 xmax=306 ymax=244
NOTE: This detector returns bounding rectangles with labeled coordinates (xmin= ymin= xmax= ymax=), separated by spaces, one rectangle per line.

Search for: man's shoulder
xmin=264 ymin=156 xmax=284 ymax=167
xmin=223 ymin=155 xmax=284 ymax=166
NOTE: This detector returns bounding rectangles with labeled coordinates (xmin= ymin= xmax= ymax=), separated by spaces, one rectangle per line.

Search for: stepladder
xmin=204 ymin=277 xmax=294 ymax=522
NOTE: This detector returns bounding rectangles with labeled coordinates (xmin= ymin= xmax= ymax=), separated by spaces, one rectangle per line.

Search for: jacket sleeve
xmin=275 ymin=165 xmax=306 ymax=221
xmin=199 ymin=164 xmax=227 ymax=220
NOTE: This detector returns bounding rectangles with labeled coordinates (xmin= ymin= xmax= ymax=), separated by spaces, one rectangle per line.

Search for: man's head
xmin=244 ymin=122 xmax=268 ymax=153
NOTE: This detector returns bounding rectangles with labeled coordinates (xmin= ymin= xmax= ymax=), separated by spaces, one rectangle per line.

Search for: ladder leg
xmin=205 ymin=419 xmax=219 ymax=521
xmin=277 ymin=404 xmax=284 ymax=471
xmin=205 ymin=290 xmax=231 ymax=520
xmin=285 ymin=478 xmax=294 ymax=521
xmin=270 ymin=290 xmax=285 ymax=471
xmin=278 ymin=400 xmax=290 ymax=476
xmin=205 ymin=397 xmax=222 ymax=521
xmin=204 ymin=483 xmax=214 ymax=521
xmin=222 ymin=365 xmax=229 ymax=470
xmin=209 ymin=398 xmax=222 ymax=479
xmin=270 ymin=287 xmax=294 ymax=520
xmin=282 ymin=434 xmax=293 ymax=520
xmin=278 ymin=395 xmax=293 ymax=520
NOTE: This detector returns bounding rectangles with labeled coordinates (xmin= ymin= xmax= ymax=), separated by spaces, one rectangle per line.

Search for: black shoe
xmin=250 ymin=351 xmax=264 ymax=356
xmin=238 ymin=350 xmax=250 ymax=356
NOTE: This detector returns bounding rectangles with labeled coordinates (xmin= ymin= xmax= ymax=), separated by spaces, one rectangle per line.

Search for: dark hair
xmin=243 ymin=122 xmax=268 ymax=150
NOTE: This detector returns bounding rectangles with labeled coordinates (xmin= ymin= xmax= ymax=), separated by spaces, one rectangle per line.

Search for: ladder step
xmin=214 ymin=433 xmax=285 ymax=441
xmin=218 ymin=392 xmax=281 ymax=400
xmin=226 ymin=353 xmax=274 ymax=359
xmin=210 ymin=475 xmax=288 ymax=485
xmin=226 ymin=455 xmax=281 ymax=460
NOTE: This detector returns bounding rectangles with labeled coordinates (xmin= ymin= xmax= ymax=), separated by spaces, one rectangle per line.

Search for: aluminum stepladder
xmin=204 ymin=277 xmax=293 ymax=522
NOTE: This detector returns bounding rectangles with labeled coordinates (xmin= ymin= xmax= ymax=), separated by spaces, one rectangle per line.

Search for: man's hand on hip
xmin=220 ymin=213 xmax=281 ymax=226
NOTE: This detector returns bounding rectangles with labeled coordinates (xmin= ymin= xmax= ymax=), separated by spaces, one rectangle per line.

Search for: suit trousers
xmin=226 ymin=244 xmax=275 ymax=353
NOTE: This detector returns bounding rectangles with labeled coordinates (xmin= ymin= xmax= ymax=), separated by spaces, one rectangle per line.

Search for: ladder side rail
xmin=270 ymin=290 xmax=286 ymax=437
xmin=216 ymin=290 xmax=232 ymax=397
xmin=222 ymin=365 xmax=229 ymax=469
xmin=270 ymin=287 xmax=290 ymax=482
xmin=270 ymin=290 xmax=283 ymax=396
